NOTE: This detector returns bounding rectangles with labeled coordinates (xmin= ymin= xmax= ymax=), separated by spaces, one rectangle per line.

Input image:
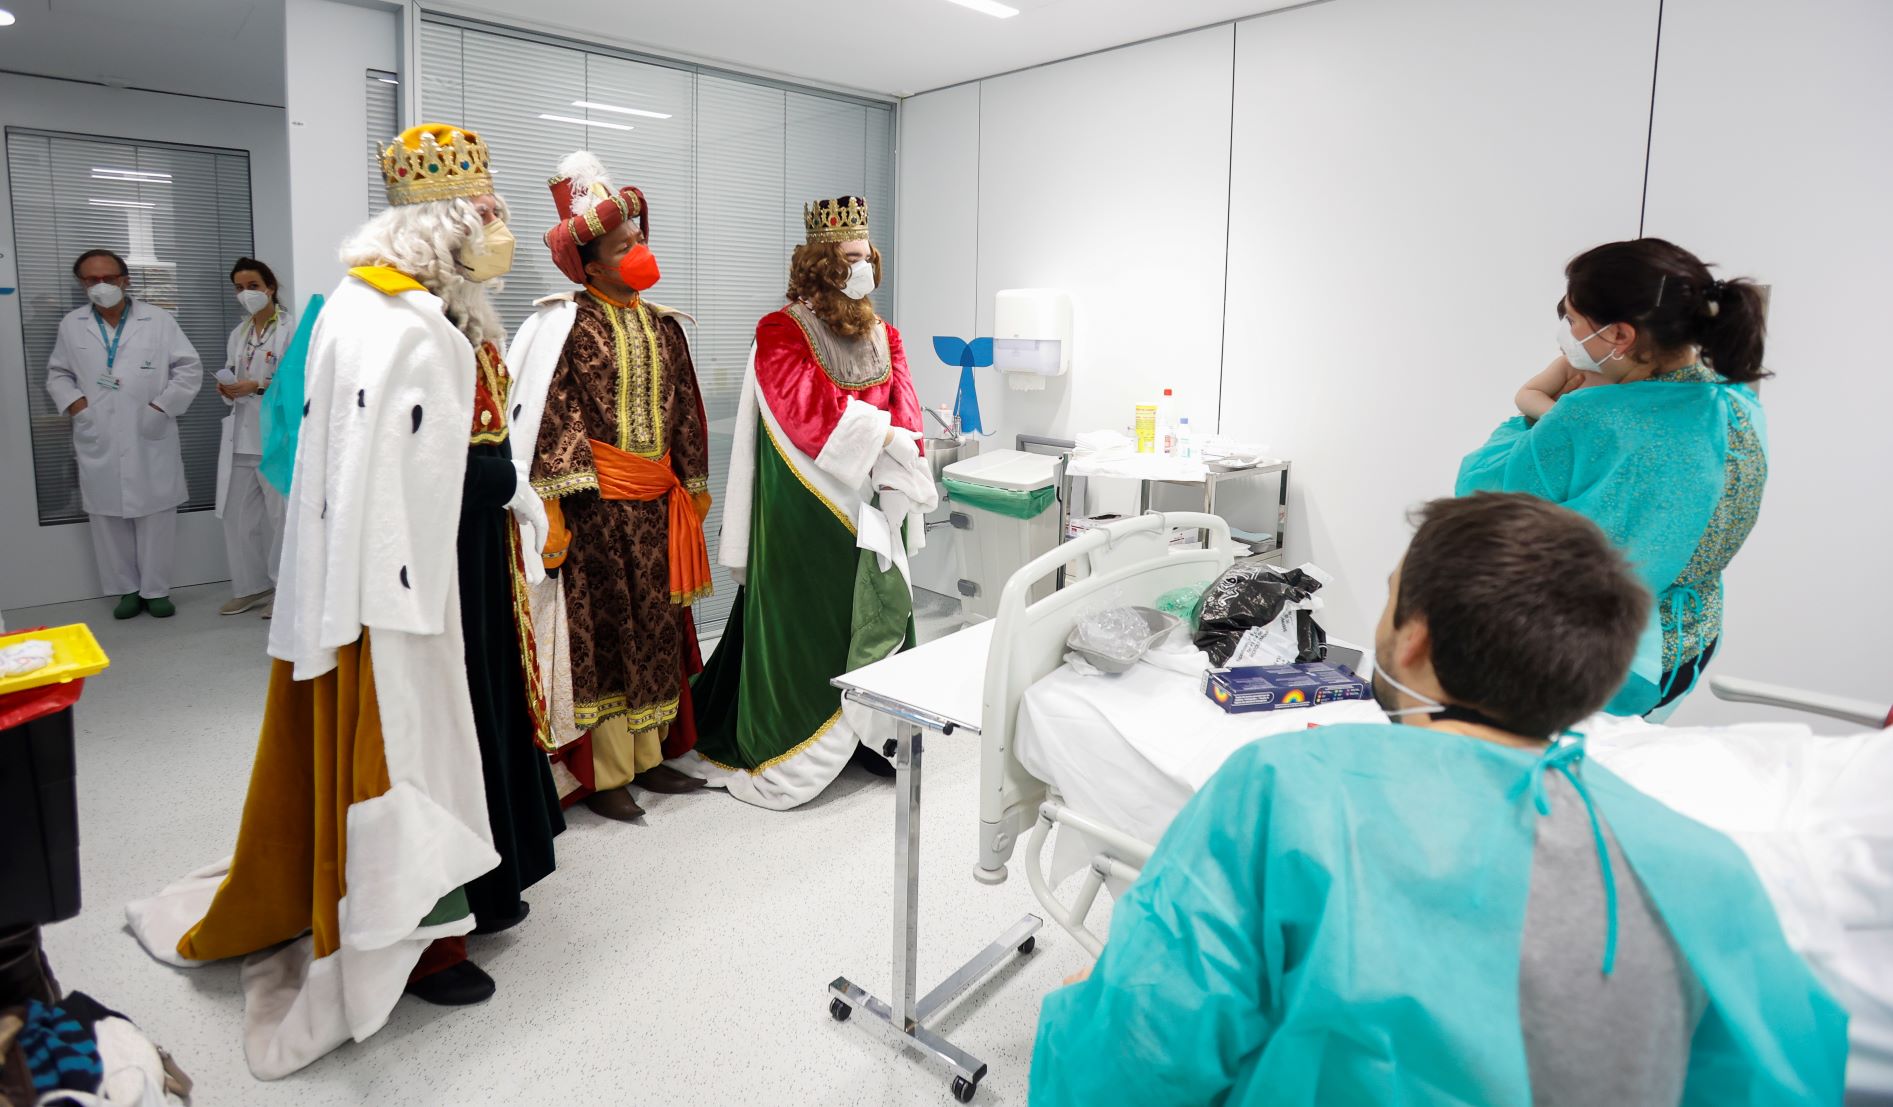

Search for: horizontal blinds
xmin=6 ymin=129 xmax=254 ymax=525
xmin=365 ymin=70 xmax=400 ymax=218
xmin=418 ymin=21 xmax=895 ymax=636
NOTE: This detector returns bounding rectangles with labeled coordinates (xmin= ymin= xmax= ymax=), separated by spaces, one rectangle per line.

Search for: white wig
xmin=339 ymin=194 xmax=511 ymax=351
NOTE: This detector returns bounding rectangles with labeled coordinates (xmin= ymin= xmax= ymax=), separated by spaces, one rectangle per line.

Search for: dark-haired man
xmin=1031 ymin=493 xmax=1847 ymax=1106
xmin=509 ymin=151 xmax=711 ymax=821
xmin=45 ymin=248 xmax=203 ymax=618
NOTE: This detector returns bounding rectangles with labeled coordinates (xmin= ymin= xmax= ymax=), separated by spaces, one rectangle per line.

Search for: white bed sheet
xmin=1013 ymin=655 xmax=1893 ymax=1095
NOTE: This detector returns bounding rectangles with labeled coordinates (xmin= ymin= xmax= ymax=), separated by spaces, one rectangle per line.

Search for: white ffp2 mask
xmin=841 ymin=259 xmax=875 ymax=300
xmin=237 ymin=289 xmax=273 ymax=315
xmin=87 ymin=283 xmax=125 ymax=310
xmin=1557 ymin=316 xmax=1612 ymax=373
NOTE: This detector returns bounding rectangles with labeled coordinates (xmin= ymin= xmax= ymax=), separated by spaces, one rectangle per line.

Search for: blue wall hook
xmin=932 ymin=335 xmax=993 ymax=435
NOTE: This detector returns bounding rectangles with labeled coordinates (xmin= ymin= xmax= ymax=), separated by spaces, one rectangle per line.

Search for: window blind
xmin=6 ymin=128 xmax=254 ymax=525
xmin=365 ymin=69 xmax=400 ymax=218
xmin=419 ymin=19 xmax=897 ymax=639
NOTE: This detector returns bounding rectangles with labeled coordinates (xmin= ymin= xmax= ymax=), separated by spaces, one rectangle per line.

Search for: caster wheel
xmin=829 ymin=997 xmax=852 ymax=1022
xmin=1017 ymin=936 xmax=1036 ymax=956
xmin=952 ymin=1075 xmax=978 ymax=1103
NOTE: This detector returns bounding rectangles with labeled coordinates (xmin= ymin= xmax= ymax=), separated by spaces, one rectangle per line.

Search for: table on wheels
xmin=826 ymin=619 xmax=1039 ymax=1104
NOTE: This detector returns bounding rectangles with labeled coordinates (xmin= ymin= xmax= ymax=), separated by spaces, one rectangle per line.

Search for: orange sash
xmin=590 ymin=438 xmax=712 ymax=605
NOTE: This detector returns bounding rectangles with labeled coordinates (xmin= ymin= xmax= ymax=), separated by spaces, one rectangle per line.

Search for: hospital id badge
xmin=96 ymin=373 xmax=121 ymax=391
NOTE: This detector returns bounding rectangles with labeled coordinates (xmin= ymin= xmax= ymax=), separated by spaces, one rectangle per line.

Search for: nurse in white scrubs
xmin=215 ymin=258 xmax=293 ymax=617
xmin=44 ymin=249 xmax=204 ymax=620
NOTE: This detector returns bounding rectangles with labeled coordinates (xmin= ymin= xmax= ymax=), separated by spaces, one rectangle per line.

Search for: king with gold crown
xmin=126 ymin=124 xmax=565 ymax=1078
xmin=682 ymin=195 xmax=938 ymax=810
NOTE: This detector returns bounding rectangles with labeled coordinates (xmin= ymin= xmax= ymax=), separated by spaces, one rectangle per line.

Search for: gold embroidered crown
xmin=380 ymin=124 xmax=494 ymax=207
xmin=804 ymin=195 xmax=870 ymax=245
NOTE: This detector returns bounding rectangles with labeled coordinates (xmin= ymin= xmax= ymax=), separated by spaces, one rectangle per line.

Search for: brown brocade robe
xmin=530 ymin=292 xmax=709 ymax=738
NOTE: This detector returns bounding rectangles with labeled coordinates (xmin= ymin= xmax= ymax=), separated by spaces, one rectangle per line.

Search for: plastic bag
xmin=1192 ymin=563 xmax=1328 ymax=667
xmin=1066 ymin=606 xmax=1181 ymax=674
xmin=1154 ymin=582 xmax=1212 ymax=629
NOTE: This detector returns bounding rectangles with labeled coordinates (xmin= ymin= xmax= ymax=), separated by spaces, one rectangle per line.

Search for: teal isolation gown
xmin=1029 ymin=723 xmax=1846 ymax=1106
xmin=1455 ymin=366 xmax=1767 ymax=714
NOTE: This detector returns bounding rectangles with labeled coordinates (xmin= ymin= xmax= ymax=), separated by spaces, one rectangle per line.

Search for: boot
xmin=584 ymin=786 xmax=645 ymax=822
xmin=633 ymin=763 xmax=707 ymax=794
xmin=403 ymin=960 xmax=495 ymax=1006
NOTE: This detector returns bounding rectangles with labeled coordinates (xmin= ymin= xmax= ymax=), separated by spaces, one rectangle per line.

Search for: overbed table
xmin=826 ymin=619 xmax=1040 ymax=1104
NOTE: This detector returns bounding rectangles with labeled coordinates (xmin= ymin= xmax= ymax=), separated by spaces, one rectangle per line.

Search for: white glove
xmin=884 ymin=427 xmax=922 ymax=469
xmin=506 ymin=482 xmax=549 ymax=585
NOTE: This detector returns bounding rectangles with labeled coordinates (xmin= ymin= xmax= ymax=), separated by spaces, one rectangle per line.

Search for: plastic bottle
xmin=1176 ymin=416 xmax=1196 ymax=460
xmin=1156 ymin=388 xmax=1176 ymax=454
xmin=1135 ymin=404 xmax=1158 ymax=454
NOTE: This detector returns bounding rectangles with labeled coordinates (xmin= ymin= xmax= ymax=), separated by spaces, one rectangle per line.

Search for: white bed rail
xmin=1023 ymin=801 xmax=1154 ymax=956
xmin=977 ymin=511 xmax=1236 ymax=884
xmin=1709 ymin=676 xmax=1890 ymax=729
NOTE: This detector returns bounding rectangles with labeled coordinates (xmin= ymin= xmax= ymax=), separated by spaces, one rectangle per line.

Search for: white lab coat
xmin=215 ymin=306 xmax=294 ymax=515
xmin=44 ymin=300 xmax=204 ymax=518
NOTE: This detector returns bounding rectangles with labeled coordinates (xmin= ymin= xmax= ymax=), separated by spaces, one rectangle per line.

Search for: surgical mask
xmin=236 ymin=289 xmax=273 ymax=315
xmin=619 ymin=243 xmax=661 ymax=291
xmin=457 ymin=218 xmax=516 ymax=283
xmin=1370 ymin=658 xmax=1445 ymax=719
xmin=87 ymin=283 xmax=124 ymax=310
xmin=841 ymin=259 xmax=875 ymax=301
xmin=1557 ymin=316 xmax=1612 ymax=373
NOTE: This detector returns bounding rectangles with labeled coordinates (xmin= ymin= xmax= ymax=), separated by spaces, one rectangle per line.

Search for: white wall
xmin=283 ymin=0 xmax=402 ymax=307
xmin=895 ymin=84 xmax=982 ymax=595
xmin=1642 ymin=0 xmax=1893 ymax=725
xmin=1219 ymin=0 xmax=1657 ymax=640
xmin=899 ymin=0 xmax=1887 ymax=718
xmin=0 ymin=73 xmax=292 ymax=611
xmin=970 ymin=26 xmax=1234 ymax=452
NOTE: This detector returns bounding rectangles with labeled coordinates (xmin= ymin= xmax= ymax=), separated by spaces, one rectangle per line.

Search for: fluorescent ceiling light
xmin=89 ymin=198 xmax=156 ymax=209
xmin=92 ymin=167 xmax=171 ymax=182
xmin=537 ymin=113 xmax=634 ymax=132
xmin=942 ymin=0 xmax=1018 ymax=18
xmin=572 ymin=99 xmax=671 ymax=120
xmin=0 ymin=9 xmax=16 ymax=28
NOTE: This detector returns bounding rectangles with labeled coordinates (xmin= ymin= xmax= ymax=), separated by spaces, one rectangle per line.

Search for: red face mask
xmin=619 ymin=243 xmax=661 ymax=291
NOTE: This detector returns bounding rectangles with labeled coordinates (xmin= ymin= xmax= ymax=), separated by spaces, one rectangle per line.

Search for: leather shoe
xmin=849 ymin=741 xmax=897 ymax=778
xmin=471 ymin=900 xmax=529 ymax=936
xmin=585 ymin=787 xmax=645 ymax=821
xmin=403 ymin=960 xmax=495 ymax=1006
xmin=633 ymin=763 xmax=707 ymax=794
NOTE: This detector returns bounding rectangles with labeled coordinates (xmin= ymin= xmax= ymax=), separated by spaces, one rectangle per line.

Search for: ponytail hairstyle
xmin=1564 ymin=238 xmax=1769 ymax=383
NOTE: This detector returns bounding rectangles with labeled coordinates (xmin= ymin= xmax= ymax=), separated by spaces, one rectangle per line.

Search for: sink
xmin=926 ymin=435 xmax=976 ymax=485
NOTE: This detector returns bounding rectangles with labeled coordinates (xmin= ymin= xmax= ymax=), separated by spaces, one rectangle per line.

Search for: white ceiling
xmin=0 ymin=0 xmax=287 ymax=105
xmin=440 ymin=0 xmax=1304 ymax=98
xmin=0 ymin=0 xmax=1304 ymax=106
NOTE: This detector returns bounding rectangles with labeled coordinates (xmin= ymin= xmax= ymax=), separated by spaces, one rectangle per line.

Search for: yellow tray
xmin=0 ymin=623 xmax=112 ymax=696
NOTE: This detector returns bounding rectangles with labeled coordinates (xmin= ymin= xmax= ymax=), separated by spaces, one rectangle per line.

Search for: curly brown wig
xmin=786 ymin=241 xmax=882 ymax=338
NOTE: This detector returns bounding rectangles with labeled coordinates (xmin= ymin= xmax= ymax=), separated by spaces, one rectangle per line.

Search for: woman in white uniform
xmin=216 ymin=258 xmax=293 ymax=617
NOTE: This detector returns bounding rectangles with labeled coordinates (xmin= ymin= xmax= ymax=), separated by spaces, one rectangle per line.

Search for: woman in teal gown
xmin=1456 ymin=238 xmax=1772 ymax=716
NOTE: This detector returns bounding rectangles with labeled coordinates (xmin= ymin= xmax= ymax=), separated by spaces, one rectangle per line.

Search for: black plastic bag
xmin=1192 ymin=562 xmax=1328 ymax=667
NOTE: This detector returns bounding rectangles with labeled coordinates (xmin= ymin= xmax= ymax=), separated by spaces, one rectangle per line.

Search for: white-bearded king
xmin=125 ymin=124 xmax=564 ymax=1079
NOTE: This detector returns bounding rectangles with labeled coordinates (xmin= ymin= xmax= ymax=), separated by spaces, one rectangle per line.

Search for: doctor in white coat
xmin=214 ymin=257 xmax=293 ymax=617
xmin=44 ymin=249 xmax=204 ymax=619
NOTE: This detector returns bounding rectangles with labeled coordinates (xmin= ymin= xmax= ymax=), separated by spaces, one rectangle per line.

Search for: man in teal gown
xmin=1030 ymin=493 xmax=1845 ymax=1107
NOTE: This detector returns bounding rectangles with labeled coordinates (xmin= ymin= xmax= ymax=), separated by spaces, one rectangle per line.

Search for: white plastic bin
xmin=942 ymin=449 xmax=1062 ymax=621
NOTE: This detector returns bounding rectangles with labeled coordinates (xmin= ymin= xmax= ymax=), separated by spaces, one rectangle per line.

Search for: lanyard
xmin=240 ymin=310 xmax=280 ymax=379
xmin=92 ymin=306 xmax=130 ymax=370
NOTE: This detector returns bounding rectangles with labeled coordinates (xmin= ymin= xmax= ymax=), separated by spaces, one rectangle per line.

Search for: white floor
xmin=6 ymin=584 xmax=1104 ymax=1106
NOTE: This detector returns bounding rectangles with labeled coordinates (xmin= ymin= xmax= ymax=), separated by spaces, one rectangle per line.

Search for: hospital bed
xmin=973 ymin=510 xmax=1893 ymax=1099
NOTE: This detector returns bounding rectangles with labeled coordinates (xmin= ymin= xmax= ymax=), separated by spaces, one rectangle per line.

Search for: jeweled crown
xmin=380 ymin=124 xmax=494 ymax=207
xmin=804 ymin=195 xmax=870 ymax=245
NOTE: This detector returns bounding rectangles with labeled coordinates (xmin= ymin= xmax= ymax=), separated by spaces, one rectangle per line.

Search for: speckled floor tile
xmin=6 ymin=585 xmax=1111 ymax=1106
